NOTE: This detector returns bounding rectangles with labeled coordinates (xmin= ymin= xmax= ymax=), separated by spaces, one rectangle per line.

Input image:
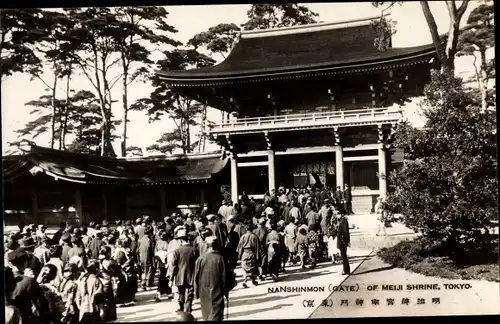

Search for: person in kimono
xmin=283 ymin=219 xmax=298 ymax=265
xmin=58 ymin=263 xmax=79 ymax=324
xmin=237 ymin=220 xmax=260 ymax=288
xmin=252 ymin=218 xmax=268 ymax=280
xmin=76 ymin=260 xmax=103 ymax=323
xmin=305 ymin=224 xmax=320 ymax=269
xmin=113 ymin=237 xmax=138 ymax=306
xmin=153 ymin=231 xmax=171 ymax=302
xmin=194 ymin=236 xmax=233 ymax=321
xmin=296 ymin=226 xmax=308 ymax=268
xmin=266 ymin=222 xmax=284 ymax=281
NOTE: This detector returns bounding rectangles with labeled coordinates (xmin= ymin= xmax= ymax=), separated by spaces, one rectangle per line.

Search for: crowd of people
xmin=4 ymin=185 xmax=353 ymax=324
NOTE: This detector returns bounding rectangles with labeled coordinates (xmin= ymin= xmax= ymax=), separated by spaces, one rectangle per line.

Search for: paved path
xmin=117 ymin=248 xmax=372 ymax=321
xmin=310 ymin=253 xmax=500 ymax=318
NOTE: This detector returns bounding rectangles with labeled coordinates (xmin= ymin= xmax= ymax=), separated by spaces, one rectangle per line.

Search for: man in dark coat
xmin=336 ymin=209 xmax=351 ymax=275
xmin=343 ymin=184 xmax=353 ymax=215
xmin=169 ymin=229 xmax=198 ymax=313
xmin=88 ymin=230 xmax=104 ymax=260
xmin=334 ymin=186 xmax=344 ymax=210
xmin=138 ymin=226 xmax=155 ymax=290
xmin=8 ymin=249 xmax=49 ymax=324
xmin=281 ymin=200 xmax=292 ymax=224
xmin=194 ymin=236 xmax=233 ymax=321
xmin=51 ymin=221 xmax=67 ymax=246
xmin=19 ymin=237 xmax=43 ymax=278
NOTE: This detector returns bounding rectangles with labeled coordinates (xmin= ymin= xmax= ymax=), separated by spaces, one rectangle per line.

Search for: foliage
xmin=457 ymin=0 xmax=494 ymax=110
xmin=126 ymin=146 xmax=144 ymax=157
xmin=109 ymin=6 xmax=181 ymax=156
xmin=385 ymin=71 xmax=497 ymax=254
xmin=372 ymin=1 xmax=470 ymax=71
xmin=242 ymin=4 xmax=319 ymax=30
xmin=188 ymin=23 xmax=241 ymax=58
xmin=0 ymin=9 xmax=46 ymax=78
xmin=378 ymin=237 xmax=499 ymax=281
xmin=131 ymin=48 xmax=215 ymax=154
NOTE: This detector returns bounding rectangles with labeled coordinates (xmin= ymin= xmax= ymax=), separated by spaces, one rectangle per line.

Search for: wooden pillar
xmin=32 ymin=192 xmax=39 ymax=224
xmin=378 ymin=144 xmax=387 ymax=199
xmin=268 ymin=149 xmax=276 ymax=193
xmin=74 ymin=190 xmax=83 ymax=225
xmin=102 ymin=188 xmax=108 ymax=221
xmin=335 ymin=146 xmax=344 ymax=189
xmin=230 ymin=155 xmax=238 ymax=204
xmin=159 ymin=186 xmax=166 ymax=219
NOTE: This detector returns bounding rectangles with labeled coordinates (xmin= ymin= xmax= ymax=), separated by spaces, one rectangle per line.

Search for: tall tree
xmin=110 ymin=6 xmax=181 ymax=157
xmin=0 ymin=8 xmax=45 ymax=79
xmin=188 ymin=23 xmax=241 ymax=59
xmin=457 ymin=0 xmax=494 ymax=110
xmin=131 ymin=48 xmax=215 ymax=154
xmin=372 ymin=1 xmax=471 ymax=72
xmin=63 ymin=7 xmax=122 ymax=157
xmin=26 ymin=10 xmax=74 ymax=149
xmin=188 ymin=23 xmax=241 ymax=151
xmin=242 ymin=4 xmax=319 ymax=30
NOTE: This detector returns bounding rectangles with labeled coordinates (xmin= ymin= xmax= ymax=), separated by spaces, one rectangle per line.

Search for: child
xmin=305 ymin=224 xmax=320 ymax=269
xmin=59 ymin=263 xmax=79 ymax=324
xmin=296 ymin=227 xmax=308 ymax=269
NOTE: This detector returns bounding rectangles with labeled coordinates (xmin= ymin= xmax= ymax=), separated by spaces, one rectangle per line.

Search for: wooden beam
xmin=237 ymin=161 xmax=269 ymax=167
xmin=343 ymin=155 xmax=378 ymax=162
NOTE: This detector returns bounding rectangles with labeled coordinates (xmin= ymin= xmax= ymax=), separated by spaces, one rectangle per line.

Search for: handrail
xmin=209 ymin=107 xmax=402 ymax=130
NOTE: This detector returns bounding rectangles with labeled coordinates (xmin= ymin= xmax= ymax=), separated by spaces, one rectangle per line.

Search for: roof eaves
xmin=157 ymin=48 xmax=437 ymax=84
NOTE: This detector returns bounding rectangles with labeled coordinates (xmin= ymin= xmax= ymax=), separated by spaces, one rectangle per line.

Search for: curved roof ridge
xmin=240 ymin=13 xmax=390 ymax=39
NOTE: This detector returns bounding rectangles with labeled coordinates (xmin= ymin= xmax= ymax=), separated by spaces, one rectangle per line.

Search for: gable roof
xmin=157 ymin=15 xmax=438 ymax=86
xmin=3 ymin=145 xmax=227 ymax=185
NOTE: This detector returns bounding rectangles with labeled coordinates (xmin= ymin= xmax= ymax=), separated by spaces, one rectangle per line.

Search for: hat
xmin=175 ymin=229 xmax=188 ymax=239
xmin=20 ymin=237 xmax=36 ymax=249
xmin=38 ymin=224 xmax=47 ymax=230
xmin=135 ymin=217 xmax=142 ymax=224
xmin=6 ymin=240 xmax=19 ymax=251
xmin=227 ymin=214 xmax=235 ymax=222
xmin=206 ymin=214 xmax=216 ymax=221
xmin=7 ymin=248 xmax=28 ymax=264
xmin=259 ymin=218 xmax=267 ymax=225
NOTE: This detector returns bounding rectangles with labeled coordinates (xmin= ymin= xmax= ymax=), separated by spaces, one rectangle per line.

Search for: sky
xmin=1 ymin=1 xmax=489 ymax=156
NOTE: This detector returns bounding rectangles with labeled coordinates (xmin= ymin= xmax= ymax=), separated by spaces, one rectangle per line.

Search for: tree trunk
xmin=61 ymin=70 xmax=71 ymax=150
xmin=480 ymin=50 xmax=489 ymax=110
xmin=199 ymin=104 xmax=207 ymax=152
xmin=420 ymin=1 xmax=449 ymax=72
xmin=121 ymin=70 xmax=128 ymax=157
xmin=50 ymin=77 xmax=58 ymax=149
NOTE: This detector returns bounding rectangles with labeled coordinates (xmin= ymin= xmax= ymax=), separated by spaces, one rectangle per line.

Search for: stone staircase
xmin=352 ymin=195 xmax=375 ymax=214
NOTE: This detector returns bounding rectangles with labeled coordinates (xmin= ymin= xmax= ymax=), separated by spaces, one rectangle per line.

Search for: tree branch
xmin=457 ymin=0 xmax=470 ymax=19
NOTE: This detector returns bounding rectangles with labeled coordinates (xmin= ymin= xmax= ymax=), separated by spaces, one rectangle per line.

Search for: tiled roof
xmin=157 ymin=17 xmax=438 ymax=85
xmin=2 ymin=145 xmax=227 ymax=185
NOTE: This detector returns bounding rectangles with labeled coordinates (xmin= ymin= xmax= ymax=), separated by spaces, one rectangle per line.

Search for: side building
xmin=3 ymin=145 xmax=229 ymax=227
xmin=156 ymin=16 xmax=439 ymax=214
